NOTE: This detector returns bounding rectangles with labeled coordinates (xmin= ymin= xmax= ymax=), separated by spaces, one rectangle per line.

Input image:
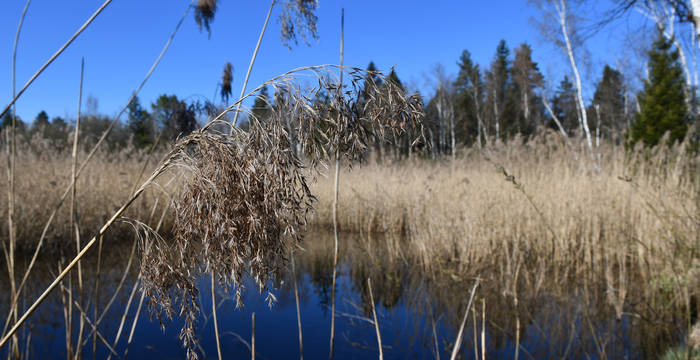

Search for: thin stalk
xmin=5 ymin=2 xmax=30 ymax=358
xmin=0 ymin=0 xmax=112 ymax=120
xmin=329 ymin=9 xmax=344 ymax=360
xmin=56 ymin=283 xmax=119 ymax=358
xmin=292 ymin=251 xmax=303 ymax=360
xmin=211 ymin=272 xmax=222 ymax=360
xmin=105 ymin=276 xmax=141 ymax=360
xmin=0 ymin=159 xmax=169 ymax=349
xmin=1 ymin=3 xmax=193 ymax=337
xmin=472 ymin=305 xmax=479 ymax=360
xmin=230 ymin=0 xmax=275 ymax=131
xmin=81 ymin=238 xmax=138 ymax=347
xmin=367 ymin=278 xmax=383 ymax=360
xmin=123 ymin=289 xmax=146 ymax=359
xmin=58 ymin=262 xmax=70 ymax=360
xmin=71 ymin=57 xmax=86 ymax=360
xmin=63 ymin=259 xmax=73 ymax=360
xmin=431 ymin=316 xmax=440 ymax=360
xmin=251 ymin=312 xmax=256 ymax=360
xmin=449 ymin=279 xmax=480 ymax=360
xmin=128 ymin=131 xmax=163 ymax=197
xmin=90 ymin=235 xmax=103 ymax=360
xmin=481 ymin=299 xmax=486 ymax=360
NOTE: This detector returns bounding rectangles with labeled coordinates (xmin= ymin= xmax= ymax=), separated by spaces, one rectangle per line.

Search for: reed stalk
xmin=4 ymin=2 xmax=30 ymax=358
xmin=0 ymin=0 xmax=112 ymax=120
xmin=449 ymin=279 xmax=480 ymax=360
xmin=251 ymin=312 xmax=256 ymax=360
xmin=292 ymin=250 xmax=303 ymax=360
xmin=367 ymin=277 xmax=383 ymax=360
xmin=71 ymin=57 xmax=86 ymax=360
xmin=329 ymin=9 xmax=344 ymax=359
xmin=230 ymin=0 xmax=275 ymax=132
xmin=211 ymin=272 xmax=222 ymax=360
xmin=123 ymin=290 xmax=146 ymax=359
xmin=105 ymin=275 xmax=141 ymax=360
xmin=56 ymin=283 xmax=119 ymax=358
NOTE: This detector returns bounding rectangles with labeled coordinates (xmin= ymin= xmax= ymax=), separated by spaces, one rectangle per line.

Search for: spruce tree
xmin=552 ymin=76 xmax=578 ymax=134
xmin=631 ymin=29 xmax=688 ymax=147
xmin=455 ymin=49 xmax=484 ymax=144
xmin=127 ymin=96 xmax=153 ymax=148
xmin=592 ymin=65 xmax=625 ymax=140
xmin=386 ymin=68 xmax=404 ymax=91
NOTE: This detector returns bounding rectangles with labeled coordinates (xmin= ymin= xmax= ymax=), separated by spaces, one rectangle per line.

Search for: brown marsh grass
xmin=0 ymin=137 xmax=172 ymax=252
xmin=310 ymin=133 xmax=700 ymax=324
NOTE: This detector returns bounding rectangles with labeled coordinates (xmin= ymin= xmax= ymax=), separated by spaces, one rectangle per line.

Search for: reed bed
xmin=0 ymin=138 xmax=171 ymax=252
xmin=310 ymin=133 xmax=699 ymax=317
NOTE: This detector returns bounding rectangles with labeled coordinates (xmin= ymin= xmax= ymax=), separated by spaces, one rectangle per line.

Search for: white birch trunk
xmin=556 ymin=0 xmax=593 ymax=152
xmin=543 ymin=95 xmax=571 ymax=142
xmin=523 ymin=91 xmax=530 ymax=124
xmin=594 ymin=104 xmax=600 ymax=147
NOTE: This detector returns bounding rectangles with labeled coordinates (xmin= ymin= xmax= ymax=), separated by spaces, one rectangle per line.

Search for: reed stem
xmin=450 ymin=279 xmax=480 ymax=360
xmin=329 ymin=9 xmax=344 ymax=359
xmin=211 ymin=272 xmax=222 ymax=360
xmin=230 ymin=0 xmax=275 ymax=131
xmin=367 ymin=277 xmax=383 ymax=360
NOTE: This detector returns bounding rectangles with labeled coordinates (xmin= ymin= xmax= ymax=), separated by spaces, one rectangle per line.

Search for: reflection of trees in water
xmin=2 ymin=230 xmax=690 ymax=359
xmin=293 ymin=229 xmax=687 ymax=359
xmin=0 ymin=237 xmax=141 ymax=359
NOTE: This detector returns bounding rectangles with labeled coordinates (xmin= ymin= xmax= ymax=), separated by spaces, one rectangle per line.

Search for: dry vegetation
xmin=310 ymin=133 xmax=699 ymax=316
xmin=0 ymin=138 xmax=170 ymax=252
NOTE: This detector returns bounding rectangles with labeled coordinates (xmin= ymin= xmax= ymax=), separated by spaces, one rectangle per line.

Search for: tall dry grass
xmin=0 ymin=137 xmax=171 ymax=252
xmin=310 ymin=132 xmax=699 ymax=315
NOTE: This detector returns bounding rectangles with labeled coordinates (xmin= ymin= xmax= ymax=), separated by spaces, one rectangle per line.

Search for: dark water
xmin=0 ymin=232 xmax=688 ymax=359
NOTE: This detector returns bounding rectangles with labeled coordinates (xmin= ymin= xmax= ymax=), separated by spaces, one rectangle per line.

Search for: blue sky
xmin=0 ymin=0 xmax=653 ymax=124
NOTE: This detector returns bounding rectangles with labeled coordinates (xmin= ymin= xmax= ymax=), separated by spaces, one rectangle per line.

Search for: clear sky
xmin=0 ymin=0 xmax=651 ymax=124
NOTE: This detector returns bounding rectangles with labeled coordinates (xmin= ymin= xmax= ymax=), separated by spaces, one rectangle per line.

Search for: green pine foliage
xmin=630 ymin=29 xmax=689 ymax=147
xmin=127 ymin=96 xmax=154 ymax=148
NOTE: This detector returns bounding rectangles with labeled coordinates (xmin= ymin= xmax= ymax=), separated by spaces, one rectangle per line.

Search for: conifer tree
xmin=592 ymin=65 xmax=625 ymax=140
xmin=455 ymin=50 xmax=485 ymax=145
xmin=631 ymin=29 xmax=688 ymax=147
xmin=127 ymin=96 xmax=153 ymax=148
xmin=552 ymin=76 xmax=579 ymax=134
xmin=485 ymin=40 xmax=514 ymax=140
xmin=511 ymin=43 xmax=544 ymax=137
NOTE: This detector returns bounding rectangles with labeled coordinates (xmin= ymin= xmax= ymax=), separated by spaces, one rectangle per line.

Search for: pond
xmin=0 ymin=231 xmax=689 ymax=359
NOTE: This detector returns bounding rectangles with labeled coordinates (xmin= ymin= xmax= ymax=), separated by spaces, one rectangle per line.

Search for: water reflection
xmin=0 ymin=231 xmax=688 ymax=359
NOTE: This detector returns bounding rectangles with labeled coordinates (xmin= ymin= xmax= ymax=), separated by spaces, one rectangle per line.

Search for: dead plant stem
xmin=329 ymin=9 xmax=344 ymax=359
xmin=230 ymin=0 xmax=275 ymax=132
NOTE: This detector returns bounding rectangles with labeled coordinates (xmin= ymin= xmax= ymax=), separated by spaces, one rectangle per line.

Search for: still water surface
xmin=0 ymin=232 xmax=686 ymax=359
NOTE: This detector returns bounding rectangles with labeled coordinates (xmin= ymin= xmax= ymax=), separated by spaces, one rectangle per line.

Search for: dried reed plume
xmin=280 ymin=0 xmax=319 ymax=49
xmin=136 ymin=66 xmax=424 ymax=359
xmin=194 ymin=0 xmax=217 ymax=37
xmin=220 ymin=62 xmax=233 ymax=103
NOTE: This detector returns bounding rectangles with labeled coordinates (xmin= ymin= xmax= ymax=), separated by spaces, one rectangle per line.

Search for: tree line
xmin=0 ymin=94 xmax=209 ymax=151
xmin=2 ymin=29 xmax=695 ymax=156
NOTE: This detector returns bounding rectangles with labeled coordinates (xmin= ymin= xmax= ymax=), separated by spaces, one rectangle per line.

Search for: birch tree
xmin=635 ymin=1 xmax=699 ymax=102
xmin=531 ymin=0 xmax=594 ymax=152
